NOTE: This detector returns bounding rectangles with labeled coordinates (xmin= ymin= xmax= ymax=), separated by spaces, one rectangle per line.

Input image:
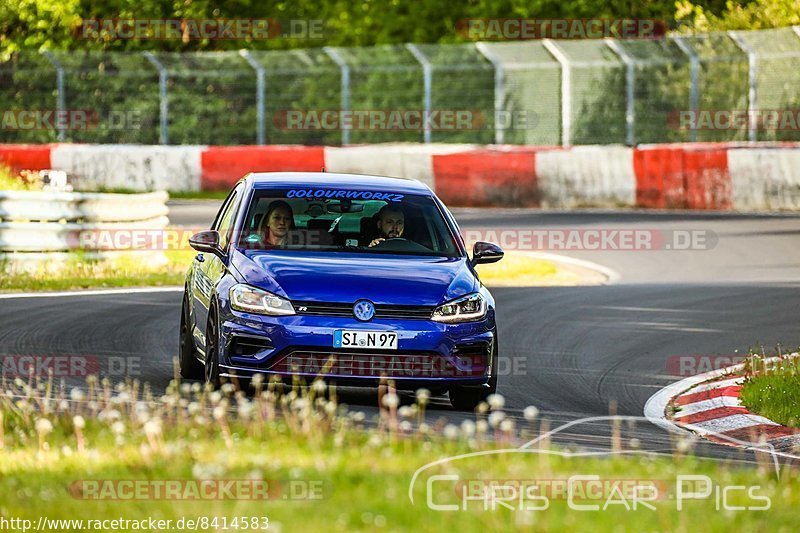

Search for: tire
xmin=449 ymin=335 xmax=499 ymax=411
xmin=179 ymin=294 xmax=204 ymax=379
xmin=204 ymin=302 xmax=221 ymax=389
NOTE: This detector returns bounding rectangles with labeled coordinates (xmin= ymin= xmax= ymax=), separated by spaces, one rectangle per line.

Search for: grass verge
xmin=2 ymin=246 xmax=601 ymax=293
xmin=0 ymin=250 xmax=193 ymax=292
xmin=0 ymin=165 xmax=39 ymax=190
xmin=168 ymin=190 xmax=230 ymax=200
xmin=0 ymin=375 xmax=795 ymax=531
xmin=739 ymin=354 xmax=800 ymax=427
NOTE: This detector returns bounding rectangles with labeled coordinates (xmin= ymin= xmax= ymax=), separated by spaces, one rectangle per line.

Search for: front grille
xmin=266 ymin=350 xmax=486 ymax=378
xmin=293 ymin=301 xmax=435 ymax=320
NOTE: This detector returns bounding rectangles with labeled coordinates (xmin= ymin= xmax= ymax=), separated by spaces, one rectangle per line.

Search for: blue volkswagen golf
xmin=180 ymin=172 xmax=504 ymax=410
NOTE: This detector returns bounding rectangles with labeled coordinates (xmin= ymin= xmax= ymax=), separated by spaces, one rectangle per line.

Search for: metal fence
xmin=2 ymin=26 xmax=800 ymax=146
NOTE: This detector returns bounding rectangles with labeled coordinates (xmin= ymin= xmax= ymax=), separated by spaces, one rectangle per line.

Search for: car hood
xmin=232 ymin=250 xmax=476 ymax=306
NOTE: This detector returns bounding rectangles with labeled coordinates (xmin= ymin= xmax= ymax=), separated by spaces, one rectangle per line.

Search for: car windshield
xmin=236 ymin=188 xmax=460 ymax=257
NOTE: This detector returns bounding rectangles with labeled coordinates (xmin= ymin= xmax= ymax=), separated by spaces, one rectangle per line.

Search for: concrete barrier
xmin=535 ymin=146 xmax=636 ymax=208
xmin=432 ymin=147 xmax=541 ymax=207
xmin=323 ymin=143 xmax=475 ymax=189
xmin=3 ymin=142 xmax=800 ymax=211
xmin=728 ymin=148 xmax=800 ymax=210
xmin=50 ymin=144 xmax=203 ymax=191
xmin=201 ymin=145 xmax=326 ymax=190
xmin=0 ymin=144 xmax=52 ymax=172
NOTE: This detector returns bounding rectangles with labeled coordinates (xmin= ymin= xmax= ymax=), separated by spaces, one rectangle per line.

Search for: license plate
xmin=333 ymin=330 xmax=398 ymax=350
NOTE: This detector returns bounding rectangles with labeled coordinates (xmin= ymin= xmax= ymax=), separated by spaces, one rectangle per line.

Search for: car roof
xmin=247 ymin=172 xmax=433 ymax=195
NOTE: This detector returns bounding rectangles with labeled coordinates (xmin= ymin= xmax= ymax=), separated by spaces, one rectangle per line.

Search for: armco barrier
xmin=2 ymin=142 xmax=800 ymax=211
xmin=0 ymin=190 xmax=168 ymax=222
xmin=0 ymin=190 xmax=168 ymax=252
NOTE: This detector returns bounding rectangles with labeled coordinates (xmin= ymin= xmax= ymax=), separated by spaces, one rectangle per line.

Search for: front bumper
xmin=218 ymin=309 xmax=496 ymax=387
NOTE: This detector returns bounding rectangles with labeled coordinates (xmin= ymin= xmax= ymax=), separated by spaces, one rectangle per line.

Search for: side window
xmin=214 ymin=186 xmax=242 ymax=250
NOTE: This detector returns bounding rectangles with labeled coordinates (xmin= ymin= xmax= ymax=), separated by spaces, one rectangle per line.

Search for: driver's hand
xmin=368 ymin=238 xmax=385 ymax=247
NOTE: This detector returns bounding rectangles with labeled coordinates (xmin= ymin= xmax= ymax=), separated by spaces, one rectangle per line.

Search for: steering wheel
xmin=370 ymin=237 xmax=431 ymax=253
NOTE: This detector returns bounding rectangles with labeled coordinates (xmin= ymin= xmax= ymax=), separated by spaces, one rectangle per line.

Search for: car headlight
xmin=230 ymin=284 xmax=295 ymax=316
xmin=432 ymin=293 xmax=487 ymax=323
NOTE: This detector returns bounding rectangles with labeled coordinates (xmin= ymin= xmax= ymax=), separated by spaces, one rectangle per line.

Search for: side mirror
xmin=471 ymin=241 xmax=504 ymax=266
xmin=189 ymin=230 xmax=224 ymax=257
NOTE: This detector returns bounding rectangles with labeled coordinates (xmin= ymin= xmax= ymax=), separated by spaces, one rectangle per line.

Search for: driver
xmin=368 ymin=204 xmax=405 ymax=247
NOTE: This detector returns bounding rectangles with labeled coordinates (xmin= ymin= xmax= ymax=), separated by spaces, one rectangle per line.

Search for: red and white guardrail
xmin=2 ymin=142 xmax=799 ymax=210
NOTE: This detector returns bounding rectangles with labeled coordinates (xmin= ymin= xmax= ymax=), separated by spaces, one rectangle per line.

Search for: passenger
xmin=368 ymin=204 xmax=405 ymax=247
xmin=261 ymin=200 xmax=295 ymax=246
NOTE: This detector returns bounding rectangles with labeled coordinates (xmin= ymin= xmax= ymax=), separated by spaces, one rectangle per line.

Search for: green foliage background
xmin=1 ymin=0 xmax=799 ymax=145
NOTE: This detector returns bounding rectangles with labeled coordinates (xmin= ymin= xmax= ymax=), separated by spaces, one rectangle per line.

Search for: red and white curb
xmin=644 ymin=355 xmax=800 ymax=455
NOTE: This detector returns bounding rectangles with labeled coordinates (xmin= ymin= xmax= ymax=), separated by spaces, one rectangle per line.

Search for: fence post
xmin=672 ymin=36 xmax=699 ymax=143
xmin=405 ymin=44 xmax=433 ymax=144
xmin=323 ymin=47 xmax=350 ymax=146
xmin=143 ymin=52 xmax=169 ymax=145
xmin=542 ymin=39 xmax=571 ymax=147
xmin=605 ymin=39 xmax=636 ymax=146
xmin=728 ymin=31 xmax=758 ymax=142
xmin=41 ymin=51 xmax=66 ymax=142
xmin=474 ymin=42 xmax=505 ymax=145
xmin=240 ymin=50 xmax=266 ymax=145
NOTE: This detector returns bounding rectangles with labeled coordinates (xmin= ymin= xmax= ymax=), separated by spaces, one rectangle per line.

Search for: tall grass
xmin=740 ymin=348 xmax=800 ymax=427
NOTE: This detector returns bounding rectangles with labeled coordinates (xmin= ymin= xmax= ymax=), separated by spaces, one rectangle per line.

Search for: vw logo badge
xmin=353 ymin=299 xmax=375 ymax=321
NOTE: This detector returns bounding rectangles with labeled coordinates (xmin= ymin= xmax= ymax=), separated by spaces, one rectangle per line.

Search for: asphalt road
xmin=2 ymin=202 xmax=799 ymax=462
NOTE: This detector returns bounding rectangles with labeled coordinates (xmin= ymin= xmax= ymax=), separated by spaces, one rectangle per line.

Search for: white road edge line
xmin=0 ymin=287 xmax=184 ymax=299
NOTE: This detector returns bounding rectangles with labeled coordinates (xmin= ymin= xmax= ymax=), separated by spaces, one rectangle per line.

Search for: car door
xmin=192 ymin=185 xmax=243 ymax=347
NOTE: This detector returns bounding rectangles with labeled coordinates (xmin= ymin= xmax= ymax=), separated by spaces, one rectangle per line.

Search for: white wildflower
xmin=35 ymin=418 xmax=53 ymax=435
xmin=461 ymin=420 xmax=476 ymax=437
xmin=415 ymin=388 xmax=431 ymax=404
xmin=486 ymin=393 xmax=505 ymax=410
xmin=443 ymin=424 xmax=459 ymax=440
xmin=488 ymin=411 xmax=505 ymax=428
xmin=523 ymin=405 xmax=539 ymax=421
xmin=381 ymin=393 xmax=399 ymax=409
